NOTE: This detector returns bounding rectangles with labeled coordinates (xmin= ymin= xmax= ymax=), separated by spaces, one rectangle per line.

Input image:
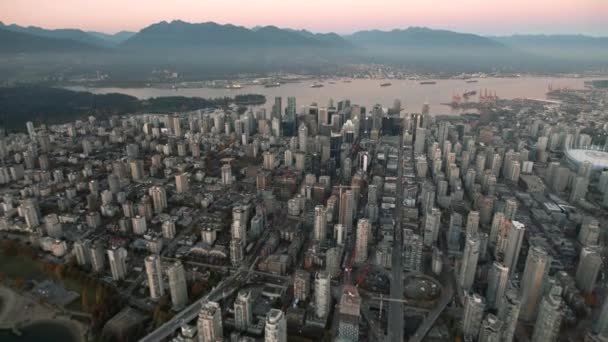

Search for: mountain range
xmin=2 ymin=20 xmax=606 ymax=53
xmin=0 ymin=20 xmax=606 ymax=78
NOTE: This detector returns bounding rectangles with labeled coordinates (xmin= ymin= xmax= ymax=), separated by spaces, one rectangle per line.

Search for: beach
xmin=0 ymin=285 xmax=85 ymax=341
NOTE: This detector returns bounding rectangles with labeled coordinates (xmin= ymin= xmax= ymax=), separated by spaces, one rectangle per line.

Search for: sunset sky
xmin=1 ymin=0 xmax=607 ymax=35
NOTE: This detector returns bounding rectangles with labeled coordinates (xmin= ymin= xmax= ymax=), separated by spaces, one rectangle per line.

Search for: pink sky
xmin=1 ymin=0 xmax=607 ymax=35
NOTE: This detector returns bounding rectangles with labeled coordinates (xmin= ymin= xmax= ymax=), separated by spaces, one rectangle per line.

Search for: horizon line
xmin=1 ymin=19 xmax=607 ymax=38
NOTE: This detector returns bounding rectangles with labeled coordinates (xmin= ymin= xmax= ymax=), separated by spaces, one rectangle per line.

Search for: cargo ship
xmin=420 ymin=81 xmax=437 ymax=85
xmin=310 ymin=83 xmax=324 ymax=88
xmin=380 ymin=82 xmax=392 ymax=87
xmin=264 ymin=82 xmax=281 ymax=88
xmin=465 ymin=79 xmax=479 ymax=83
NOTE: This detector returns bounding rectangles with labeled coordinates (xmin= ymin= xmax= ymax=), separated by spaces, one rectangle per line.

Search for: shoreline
xmin=0 ymin=285 xmax=86 ymax=342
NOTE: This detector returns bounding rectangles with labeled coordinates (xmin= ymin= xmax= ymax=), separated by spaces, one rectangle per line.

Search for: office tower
xmin=132 ymin=215 xmax=147 ymax=235
xmin=462 ymin=293 xmax=485 ymax=339
xmin=575 ymin=247 xmax=602 ymax=294
xmin=145 ymin=255 xmax=165 ymax=299
xmin=90 ymin=243 xmax=106 ymax=272
xmin=499 ymin=288 xmax=521 ymax=342
xmin=286 ymin=97 xmax=296 ymax=121
xmin=403 ymin=229 xmax=423 ymax=272
xmin=20 ymin=199 xmax=40 ymax=228
xmin=315 ymin=271 xmax=331 ymax=318
xmin=465 ymin=211 xmax=480 ymax=236
xmin=531 ymin=286 xmax=563 ymax=342
xmin=73 ymin=240 xmax=91 ymax=266
xmin=298 ymin=123 xmax=308 ymax=153
xmin=129 ymin=159 xmax=145 ymax=180
xmin=447 ymin=213 xmax=463 ymax=253
xmin=263 ymin=151 xmax=275 ymax=170
xmin=594 ymin=296 xmax=608 ymax=339
xmin=478 ymin=314 xmax=502 ymax=342
xmin=272 ymin=97 xmax=282 ymax=119
xmin=175 ymin=173 xmax=189 ymax=193
xmin=171 ymin=114 xmax=182 ymax=137
xmin=503 ymin=221 xmax=525 ymax=274
xmin=520 ymin=246 xmax=552 ymax=321
xmin=423 ymin=207 xmax=441 ymax=247
xmin=326 ymin=247 xmax=342 ymax=277
xmin=338 ymin=286 xmax=361 ymax=341
xmin=294 ymin=270 xmax=311 ymax=301
xmin=150 ymin=186 xmax=168 ymax=213
xmin=504 ymin=198 xmax=518 ymax=220
xmin=167 ymin=260 xmax=188 ymax=310
xmin=162 ymin=220 xmax=176 ymax=239
xmin=459 ymin=233 xmax=480 ymax=291
xmin=234 ymin=290 xmax=253 ymax=331
xmin=354 ymin=219 xmax=371 ymax=264
xmin=486 ymin=262 xmax=509 ymax=309
xmin=26 ymin=121 xmax=35 ymax=138
xmin=107 ymin=247 xmax=128 ymax=281
xmin=570 ymin=176 xmax=589 ymax=203
xmin=339 ymin=190 xmax=355 ymax=233
xmin=313 ymin=205 xmax=327 ymax=242
xmin=264 ymin=309 xmax=286 ymax=342
xmin=414 ymin=127 xmax=426 ymax=154
xmin=579 ymin=217 xmax=600 ymax=247
xmin=221 ymin=164 xmax=233 ymax=185
xmin=489 ymin=212 xmax=505 ymax=248
xmin=230 ymin=238 xmax=244 ymax=266
xmin=198 ymin=301 xmax=223 ymax=342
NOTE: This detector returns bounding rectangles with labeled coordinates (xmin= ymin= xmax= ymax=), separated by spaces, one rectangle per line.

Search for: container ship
xmin=380 ymin=82 xmax=392 ymax=87
xmin=420 ymin=81 xmax=437 ymax=85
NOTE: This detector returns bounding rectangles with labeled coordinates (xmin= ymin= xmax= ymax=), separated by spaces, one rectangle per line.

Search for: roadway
xmin=388 ymin=123 xmax=405 ymax=342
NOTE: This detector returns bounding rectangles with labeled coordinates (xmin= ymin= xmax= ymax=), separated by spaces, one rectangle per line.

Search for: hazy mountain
xmin=87 ymin=31 xmax=135 ymax=45
xmin=0 ymin=22 xmax=112 ymax=47
xmin=0 ymin=27 xmax=100 ymax=53
xmin=122 ymin=20 xmax=351 ymax=49
xmin=491 ymin=34 xmax=608 ymax=48
xmin=346 ymin=27 xmax=504 ymax=48
xmin=490 ymin=34 xmax=608 ymax=61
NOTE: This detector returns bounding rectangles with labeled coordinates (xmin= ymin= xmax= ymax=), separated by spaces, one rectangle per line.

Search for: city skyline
xmin=1 ymin=0 xmax=608 ymax=36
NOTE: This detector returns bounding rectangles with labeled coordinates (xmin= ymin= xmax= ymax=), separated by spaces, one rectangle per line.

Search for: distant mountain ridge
xmin=121 ymin=20 xmax=351 ymax=49
xmin=346 ymin=27 xmax=504 ymax=48
xmin=0 ymin=22 xmax=133 ymax=47
xmin=491 ymin=34 xmax=608 ymax=48
xmin=0 ymin=27 xmax=99 ymax=53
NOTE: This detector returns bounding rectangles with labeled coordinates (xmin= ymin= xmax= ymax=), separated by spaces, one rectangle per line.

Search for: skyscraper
xmin=459 ymin=233 xmax=480 ymax=291
xmin=294 ymin=270 xmax=311 ymax=301
xmin=355 ymin=219 xmax=371 ymax=264
xmin=531 ymin=286 xmax=563 ymax=342
xmin=423 ymin=207 xmax=441 ymax=247
xmin=520 ymin=246 xmax=552 ymax=321
xmin=315 ymin=271 xmax=331 ymax=318
xmin=463 ymin=293 xmax=485 ymax=339
xmin=486 ymin=261 xmax=509 ymax=310
xmin=145 ymin=255 xmax=165 ymax=299
xmin=338 ymin=286 xmax=361 ymax=341
xmin=175 ymin=173 xmax=189 ymax=193
xmin=167 ymin=260 xmax=188 ymax=310
xmin=575 ymin=246 xmax=602 ymax=294
xmin=234 ymin=290 xmax=253 ymax=331
xmin=198 ymin=301 xmax=223 ymax=342
xmin=503 ymin=220 xmax=525 ymax=275
xmin=107 ymin=247 xmax=128 ymax=281
xmin=339 ymin=190 xmax=355 ymax=233
xmin=594 ymin=296 xmax=608 ymax=339
xmin=313 ymin=205 xmax=327 ymax=242
xmin=150 ymin=185 xmax=167 ymax=213
xmin=498 ymin=288 xmax=521 ymax=342
xmin=264 ymin=309 xmax=286 ymax=342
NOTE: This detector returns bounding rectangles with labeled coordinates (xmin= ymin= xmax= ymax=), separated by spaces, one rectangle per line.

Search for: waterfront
xmin=67 ymin=76 xmax=596 ymax=114
xmin=0 ymin=321 xmax=78 ymax=342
